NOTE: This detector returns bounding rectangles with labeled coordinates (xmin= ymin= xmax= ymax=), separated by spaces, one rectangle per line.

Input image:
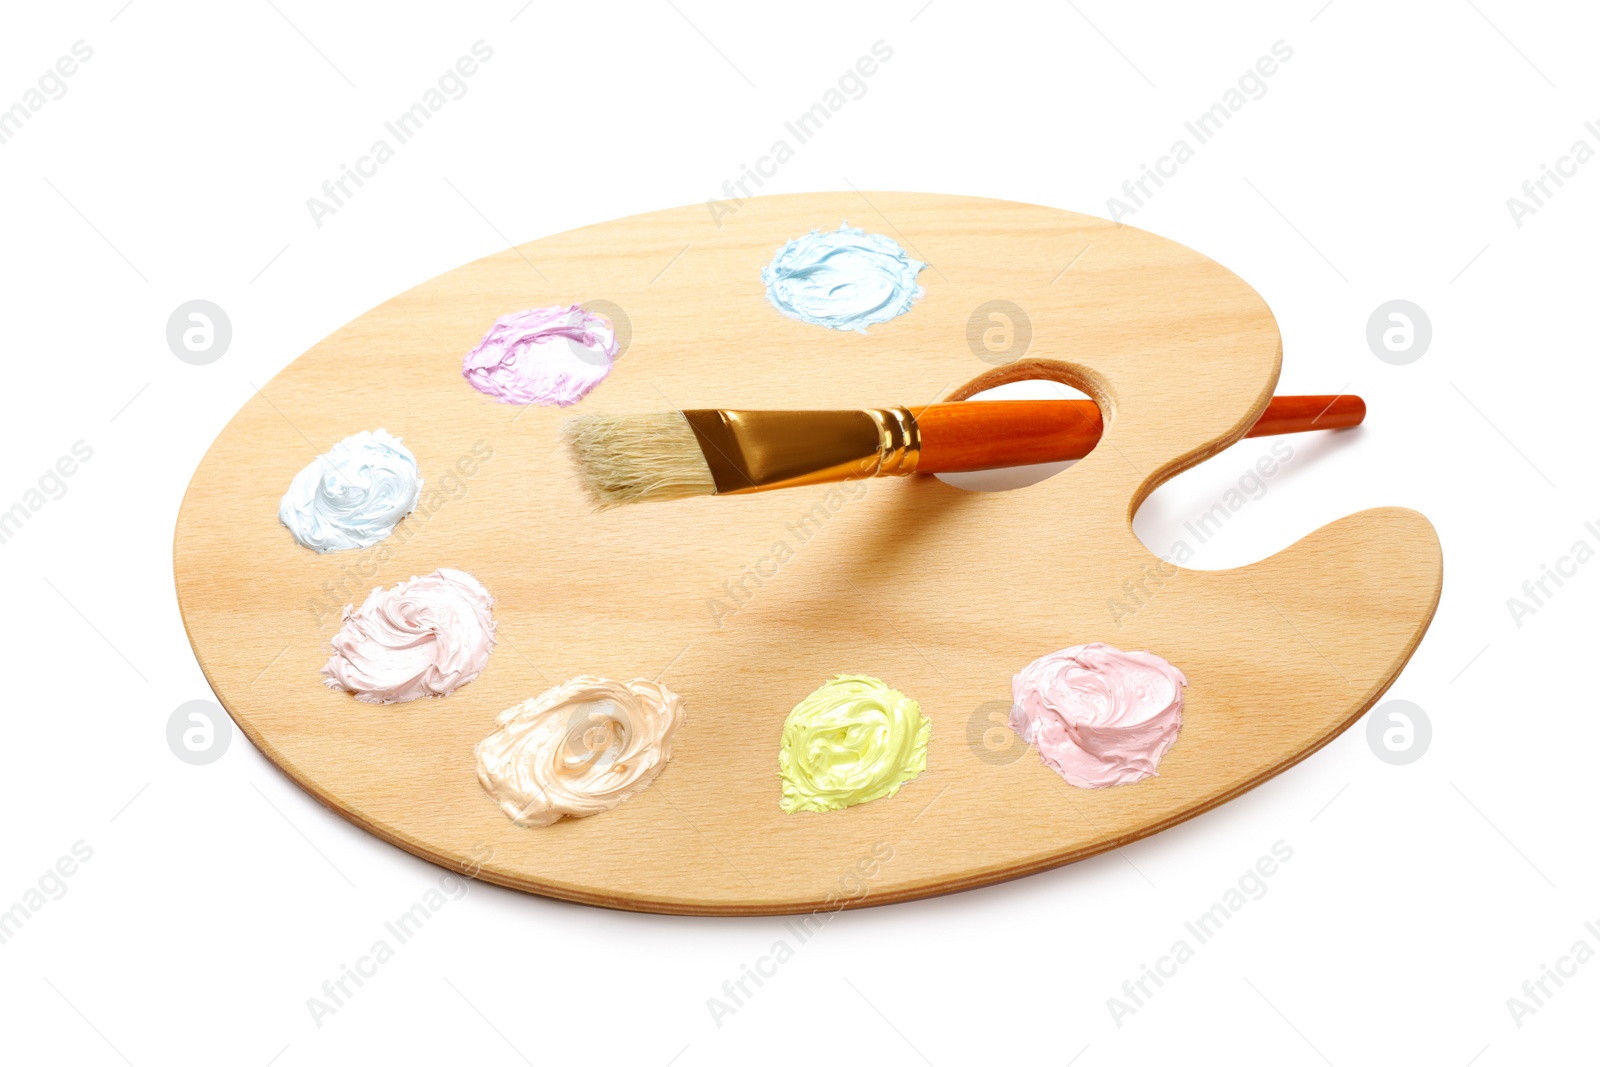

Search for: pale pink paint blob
xmin=321 ymin=568 xmax=497 ymax=704
xmin=461 ymin=305 xmax=618 ymax=406
xmin=1010 ymin=643 xmax=1187 ymax=788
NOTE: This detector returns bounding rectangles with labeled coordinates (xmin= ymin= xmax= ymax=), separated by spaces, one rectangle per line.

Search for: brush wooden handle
xmin=915 ymin=395 xmax=1364 ymax=473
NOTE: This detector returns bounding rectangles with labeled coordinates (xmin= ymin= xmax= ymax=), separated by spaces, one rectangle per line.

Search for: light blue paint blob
xmin=761 ymin=223 xmax=926 ymax=332
xmin=278 ymin=429 xmax=422 ymax=553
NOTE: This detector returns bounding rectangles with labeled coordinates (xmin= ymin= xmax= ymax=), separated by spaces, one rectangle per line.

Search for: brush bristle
xmin=560 ymin=411 xmax=716 ymax=507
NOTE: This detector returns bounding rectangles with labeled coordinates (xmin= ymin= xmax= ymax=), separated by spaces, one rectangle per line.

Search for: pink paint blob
xmin=461 ymin=305 xmax=618 ymax=406
xmin=321 ymin=568 xmax=497 ymax=704
xmin=1010 ymin=643 xmax=1187 ymax=788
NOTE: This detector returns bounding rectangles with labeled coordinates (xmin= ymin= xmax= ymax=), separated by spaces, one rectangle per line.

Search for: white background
xmin=2 ymin=1 xmax=1594 ymax=1063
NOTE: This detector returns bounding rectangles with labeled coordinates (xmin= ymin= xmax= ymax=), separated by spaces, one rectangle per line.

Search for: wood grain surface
xmin=173 ymin=192 xmax=1442 ymax=915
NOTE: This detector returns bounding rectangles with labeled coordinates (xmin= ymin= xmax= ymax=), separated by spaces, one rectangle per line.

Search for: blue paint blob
xmin=761 ymin=223 xmax=926 ymax=332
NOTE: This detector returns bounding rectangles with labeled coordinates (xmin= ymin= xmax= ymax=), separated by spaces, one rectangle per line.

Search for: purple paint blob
xmin=461 ymin=305 xmax=618 ymax=406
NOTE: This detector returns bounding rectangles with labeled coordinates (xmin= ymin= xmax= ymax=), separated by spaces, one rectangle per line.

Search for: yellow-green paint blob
xmin=778 ymin=674 xmax=930 ymax=814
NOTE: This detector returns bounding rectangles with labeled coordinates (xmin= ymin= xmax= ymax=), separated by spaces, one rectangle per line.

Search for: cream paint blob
xmin=321 ymin=569 xmax=496 ymax=704
xmin=461 ymin=305 xmax=618 ymax=406
xmin=475 ymin=676 xmax=685 ymax=827
xmin=778 ymin=675 xmax=930 ymax=813
xmin=279 ymin=429 xmax=421 ymax=552
xmin=1009 ymin=643 xmax=1187 ymax=788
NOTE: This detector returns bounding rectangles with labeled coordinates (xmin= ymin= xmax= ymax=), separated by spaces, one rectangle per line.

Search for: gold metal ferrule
xmin=681 ymin=407 xmax=921 ymax=496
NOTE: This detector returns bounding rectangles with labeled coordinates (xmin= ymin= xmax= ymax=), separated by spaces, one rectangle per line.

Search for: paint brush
xmin=561 ymin=394 xmax=1364 ymax=507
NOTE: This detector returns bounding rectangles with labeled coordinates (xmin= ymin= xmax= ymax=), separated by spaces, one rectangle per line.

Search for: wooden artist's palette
xmin=174 ymin=192 xmax=1442 ymax=915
